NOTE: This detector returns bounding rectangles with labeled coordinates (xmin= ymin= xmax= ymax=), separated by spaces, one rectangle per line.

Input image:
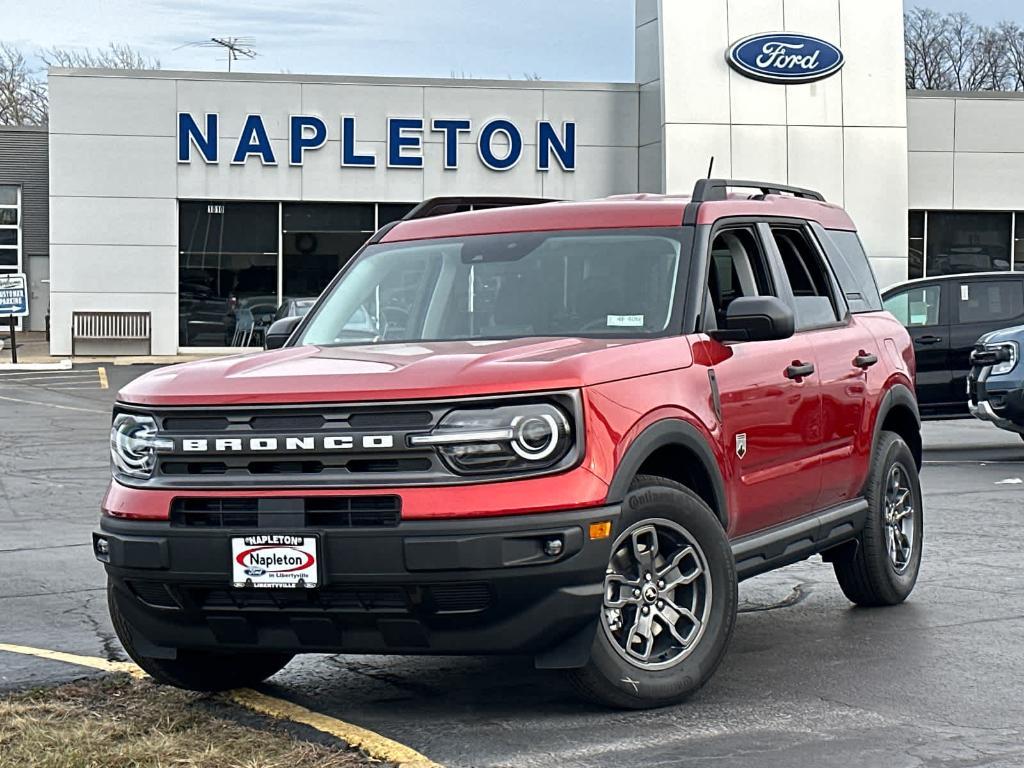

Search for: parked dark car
xmin=882 ymin=271 xmax=1024 ymax=417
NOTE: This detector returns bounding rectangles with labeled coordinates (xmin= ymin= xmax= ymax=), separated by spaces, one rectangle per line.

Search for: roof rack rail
xmin=691 ymin=179 xmax=825 ymax=203
xmin=403 ymin=196 xmax=559 ymax=221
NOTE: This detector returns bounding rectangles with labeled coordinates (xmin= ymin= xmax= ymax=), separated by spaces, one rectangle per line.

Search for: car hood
xmin=977 ymin=324 xmax=1024 ymax=345
xmin=119 ymin=337 xmax=693 ymax=406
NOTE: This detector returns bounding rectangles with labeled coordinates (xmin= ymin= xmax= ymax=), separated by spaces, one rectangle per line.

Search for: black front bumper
xmin=96 ymin=505 xmax=619 ymax=664
xmin=968 ymin=362 xmax=1024 ymax=432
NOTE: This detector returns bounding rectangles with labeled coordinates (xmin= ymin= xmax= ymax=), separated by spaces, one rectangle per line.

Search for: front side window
xmin=299 ymin=229 xmax=685 ymax=346
xmin=771 ymin=226 xmax=841 ymax=329
xmin=884 ymin=285 xmax=941 ymax=327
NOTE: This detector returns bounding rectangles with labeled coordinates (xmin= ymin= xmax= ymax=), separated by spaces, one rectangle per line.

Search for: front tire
xmin=108 ymin=582 xmax=293 ymax=691
xmin=832 ymin=431 xmax=923 ymax=606
xmin=568 ymin=475 xmax=737 ymax=709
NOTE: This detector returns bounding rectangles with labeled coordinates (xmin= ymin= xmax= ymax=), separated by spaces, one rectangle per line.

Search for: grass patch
xmin=0 ymin=674 xmax=377 ymax=768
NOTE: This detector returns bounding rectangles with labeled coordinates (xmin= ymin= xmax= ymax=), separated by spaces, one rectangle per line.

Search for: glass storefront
xmin=178 ymin=200 xmax=414 ymax=347
xmin=908 ymin=210 xmax=1021 ymax=280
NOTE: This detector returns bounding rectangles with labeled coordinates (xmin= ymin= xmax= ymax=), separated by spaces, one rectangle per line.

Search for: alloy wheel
xmin=601 ymin=518 xmax=712 ymax=670
xmin=884 ymin=462 xmax=915 ymax=573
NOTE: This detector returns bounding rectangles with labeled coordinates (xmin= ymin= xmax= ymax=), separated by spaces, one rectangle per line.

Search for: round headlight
xmin=410 ymin=401 xmax=576 ymax=475
xmin=511 ymin=413 xmax=563 ymax=460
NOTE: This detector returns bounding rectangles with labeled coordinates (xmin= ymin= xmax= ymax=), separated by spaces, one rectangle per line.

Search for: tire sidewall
xmin=868 ymin=435 xmax=924 ymax=598
xmin=586 ymin=481 xmax=737 ymax=704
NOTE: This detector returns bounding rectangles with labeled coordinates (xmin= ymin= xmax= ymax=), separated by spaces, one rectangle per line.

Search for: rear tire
xmin=568 ymin=475 xmax=736 ymax=709
xmin=108 ymin=582 xmax=293 ymax=691
xmin=832 ymin=431 xmax=923 ymax=606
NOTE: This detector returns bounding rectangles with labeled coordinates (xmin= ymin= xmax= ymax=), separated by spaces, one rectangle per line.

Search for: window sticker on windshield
xmin=607 ymin=314 xmax=645 ymax=327
xmin=961 ymin=284 xmax=970 ymax=301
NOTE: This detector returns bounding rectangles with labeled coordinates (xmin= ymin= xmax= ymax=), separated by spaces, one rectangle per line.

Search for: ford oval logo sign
xmin=726 ymin=32 xmax=844 ymax=84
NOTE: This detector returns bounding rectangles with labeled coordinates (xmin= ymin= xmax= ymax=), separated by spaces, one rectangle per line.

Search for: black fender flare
xmin=605 ymin=418 xmax=728 ymax=528
xmin=870 ymin=382 xmax=922 ymax=468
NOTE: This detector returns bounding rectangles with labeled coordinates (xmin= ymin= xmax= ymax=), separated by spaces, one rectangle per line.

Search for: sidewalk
xmin=0 ymin=330 xmax=219 ymax=366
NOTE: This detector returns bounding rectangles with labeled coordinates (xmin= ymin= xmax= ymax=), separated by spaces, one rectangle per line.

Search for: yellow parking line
xmin=0 ymin=643 xmax=443 ymax=768
xmin=0 ymin=643 xmax=141 ymax=677
xmin=97 ymin=366 xmax=109 ymax=390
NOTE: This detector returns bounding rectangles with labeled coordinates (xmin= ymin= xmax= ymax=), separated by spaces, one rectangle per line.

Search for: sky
xmin=1 ymin=1 xmax=1021 ymax=83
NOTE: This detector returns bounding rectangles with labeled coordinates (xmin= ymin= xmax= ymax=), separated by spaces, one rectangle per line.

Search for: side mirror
xmin=712 ymin=296 xmax=795 ymax=342
xmin=264 ymin=316 xmax=302 ymax=350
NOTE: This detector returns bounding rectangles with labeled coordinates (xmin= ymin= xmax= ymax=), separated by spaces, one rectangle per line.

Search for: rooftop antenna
xmin=707 ymin=156 xmax=715 ymax=179
xmin=177 ymin=37 xmax=257 ymax=72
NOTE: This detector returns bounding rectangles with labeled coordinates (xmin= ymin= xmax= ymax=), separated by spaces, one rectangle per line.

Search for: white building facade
xmin=42 ymin=0 xmax=1024 ymax=355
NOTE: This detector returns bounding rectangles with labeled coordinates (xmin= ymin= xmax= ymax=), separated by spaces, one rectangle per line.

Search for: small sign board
xmin=0 ymin=273 xmax=28 ymax=318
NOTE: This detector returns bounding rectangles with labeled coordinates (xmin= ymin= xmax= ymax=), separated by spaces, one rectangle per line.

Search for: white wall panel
xmin=635 ymin=16 xmax=660 ymax=85
xmin=176 ymin=79 xmax=302 ymax=140
xmin=783 ymin=0 xmax=843 ymax=126
xmin=908 ymin=152 xmax=954 ymax=210
xmin=954 ymin=99 xmax=1024 ymax=153
xmin=50 ymin=135 xmax=177 ymax=198
xmin=638 ymin=141 xmax=664 ymax=193
xmin=787 ymin=126 xmax=844 ymax=204
xmin=731 ymin=125 xmax=787 ymax=181
xmin=660 ymin=0 xmax=730 ymax=124
xmin=639 ymin=81 xmax=662 ymax=147
xmin=543 ymin=90 xmax=638 ymax=147
xmin=727 ymin=0 xmax=787 ymax=126
xmin=869 ymin=256 xmax=907 ymax=290
xmin=953 ymin=152 xmax=1024 ymax=210
xmin=51 ymin=196 xmax=177 ymax=246
xmin=541 ymin=146 xmax=638 ymax=199
xmin=663 ymin=124 xmax=732 ymax=194
xmin=49 ymin=244 xmax=177 ymax=293
xmin=48 ymin=74 xmax=176 ymax=136
xmin=636 ymin=0 xmax=658 ymax=27
xmin=843 ymin=127 xmax=908 ymax=260
xmin=907 ymin=97 xmax=955 ymax=152
xmin=839 ymin=0 xmax=907 ymax=128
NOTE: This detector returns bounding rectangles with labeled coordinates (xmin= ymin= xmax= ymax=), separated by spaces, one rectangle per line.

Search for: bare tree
xmin=0 ymin=43 xmax=47 ymax=126
xmin=1001 ymin=21 xmax=1024 ymax=90
xmin=39 ymin=42 xmax=159 ymax=70
xmin=905 ymin=8 xmax=952 ymax=89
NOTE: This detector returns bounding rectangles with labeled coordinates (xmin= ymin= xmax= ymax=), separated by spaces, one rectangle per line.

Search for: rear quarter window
xmin=822 ymin=229 xmax=883 ymax=313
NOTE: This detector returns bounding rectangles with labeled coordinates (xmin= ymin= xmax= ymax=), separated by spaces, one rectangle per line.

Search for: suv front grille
xmin=145 ymin=403 xmax=449 ymax=488
xmin=170 ymin=496 xmax=402 ymax=528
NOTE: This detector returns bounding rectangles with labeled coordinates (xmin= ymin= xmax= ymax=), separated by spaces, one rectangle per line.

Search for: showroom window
xmin=908 ymin=211 xmax=924 ymax=280
xmin=179 ymin=200 xmax=417 ymax=347
xmin=0 ymin=185 xmax=20 ymax=273
xmin=926 ymin=211 xmax=1011 ymax=275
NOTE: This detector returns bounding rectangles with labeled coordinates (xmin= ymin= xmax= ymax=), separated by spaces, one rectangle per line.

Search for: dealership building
xmin=6 ymin=0 xmax=1022 ymax=355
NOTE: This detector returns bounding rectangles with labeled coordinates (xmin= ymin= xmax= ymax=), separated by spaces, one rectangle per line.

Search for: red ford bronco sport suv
xmin=96 ymin=180 xmax=923 ymax=709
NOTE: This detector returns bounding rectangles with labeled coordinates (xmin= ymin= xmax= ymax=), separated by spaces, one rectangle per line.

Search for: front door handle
xmin=785 ymin=361 xmax=815 ymax=380
xmin=853 ymin=351 xmax=878 ymax=369
xmin=916 ymin=335 xmax=942 ymax=345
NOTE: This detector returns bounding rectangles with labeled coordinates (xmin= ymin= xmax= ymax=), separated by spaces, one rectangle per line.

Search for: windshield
xmin=298 ymin=228 xmax=685 ymax=346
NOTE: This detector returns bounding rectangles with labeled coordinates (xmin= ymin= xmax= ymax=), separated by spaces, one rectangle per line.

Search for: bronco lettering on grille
xmin=179 ymin=435 xmax=396 ymax=452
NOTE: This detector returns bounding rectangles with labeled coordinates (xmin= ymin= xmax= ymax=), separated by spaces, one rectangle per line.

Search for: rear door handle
xmin=785 ymin=361 xmax=815 ymax=380
xmin=853 ymin=351 xmax=878 ymax=369
xmin=916 ymin=335 xmax=942 ymax=345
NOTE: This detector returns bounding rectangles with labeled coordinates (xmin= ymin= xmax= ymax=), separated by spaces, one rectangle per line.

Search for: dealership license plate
xmin=231 ymin=535 xmax=319 ymax=589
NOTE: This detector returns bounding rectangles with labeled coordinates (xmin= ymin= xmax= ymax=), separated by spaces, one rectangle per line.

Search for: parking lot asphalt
xmin=2 ymin=364 xmax=1024 ymax=768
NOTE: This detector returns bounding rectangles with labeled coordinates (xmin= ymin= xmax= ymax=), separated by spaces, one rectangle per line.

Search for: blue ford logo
xmin=726 ymin=32 xmax=844 ymax=84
